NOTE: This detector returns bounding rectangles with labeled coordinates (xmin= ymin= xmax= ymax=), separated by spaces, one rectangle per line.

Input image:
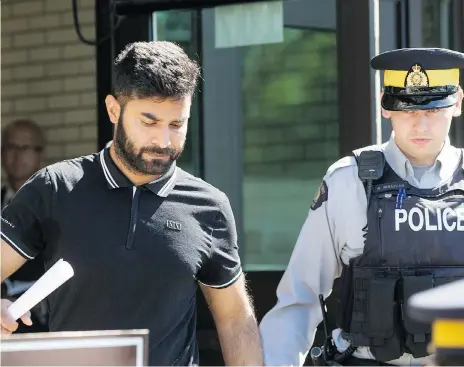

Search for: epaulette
xmin=325 ymin=155 xmax=357 ymax=178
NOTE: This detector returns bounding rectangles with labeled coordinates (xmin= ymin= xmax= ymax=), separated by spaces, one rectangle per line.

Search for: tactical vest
xmin=336 ymin=149 xmax=464 ymax=362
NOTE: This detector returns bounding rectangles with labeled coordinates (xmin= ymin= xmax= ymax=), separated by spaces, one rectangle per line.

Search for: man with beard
xmin=0 ymin=41 xmax=263 ymax=366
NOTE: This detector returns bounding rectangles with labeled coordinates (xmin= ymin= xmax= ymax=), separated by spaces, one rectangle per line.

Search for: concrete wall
xmin=2 ymin=0 xmax=97 ymax=167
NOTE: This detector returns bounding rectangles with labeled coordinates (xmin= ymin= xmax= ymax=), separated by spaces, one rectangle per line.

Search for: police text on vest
xmin=395 ymin=208 xmax=464 ymax=231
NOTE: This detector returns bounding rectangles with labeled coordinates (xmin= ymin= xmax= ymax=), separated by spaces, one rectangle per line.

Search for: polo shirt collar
xmin=98 ymin=145 xmax=177 ymax=197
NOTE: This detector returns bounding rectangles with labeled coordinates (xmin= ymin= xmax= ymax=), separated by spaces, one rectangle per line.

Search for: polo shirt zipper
xmin=126 ymin=186 xmax=140 ymax=249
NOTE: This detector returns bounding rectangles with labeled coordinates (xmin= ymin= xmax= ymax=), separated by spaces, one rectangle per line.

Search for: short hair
xmin=1 ymin=118 xmax=45 ymax=148
xmin=113 ymin=41 xmax=201 ymax=103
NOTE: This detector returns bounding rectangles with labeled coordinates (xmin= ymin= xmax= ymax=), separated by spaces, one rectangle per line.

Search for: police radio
xmin=357 ymin=150 xmax=385 ymax=204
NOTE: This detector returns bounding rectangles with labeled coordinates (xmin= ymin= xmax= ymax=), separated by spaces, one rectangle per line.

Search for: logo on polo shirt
xmin=166 ymin=220 xmax=182 ymax=231
xmin=1 ymin=217 xmax=15 ymax=229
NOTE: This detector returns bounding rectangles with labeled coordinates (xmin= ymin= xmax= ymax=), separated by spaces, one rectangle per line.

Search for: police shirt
xmin=258 ymin=133 xmax=463 ymax=366
xmin=1 ymin=145 xmax=242 ymax=366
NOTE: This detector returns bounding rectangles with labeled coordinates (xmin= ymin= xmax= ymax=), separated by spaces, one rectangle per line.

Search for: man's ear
xmin=105 ymin=95 xmax=121 ymax=125
xmin=382 ymin=108 xmax=392 ymax=119
xmin=379 ymin=91 xmax=392 ymax=118
xmin=452 ymin=86 xmax=463 ymax=117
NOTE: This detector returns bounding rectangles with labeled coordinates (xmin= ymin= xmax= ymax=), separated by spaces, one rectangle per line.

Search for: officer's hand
xmin=1 ymin=298 xmax=32 ymax=334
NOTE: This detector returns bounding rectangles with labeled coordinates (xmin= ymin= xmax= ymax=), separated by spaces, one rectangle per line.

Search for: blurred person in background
xmin=1 ymin=118 xmax=48 ymax=333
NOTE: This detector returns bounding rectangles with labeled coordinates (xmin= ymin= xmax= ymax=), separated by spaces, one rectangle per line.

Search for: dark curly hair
xmin=113 ymin=41 xmax=200 ymax=103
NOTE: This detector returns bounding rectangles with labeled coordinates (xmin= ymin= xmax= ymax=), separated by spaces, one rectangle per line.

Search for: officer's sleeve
xmin=197 ymin=193 xmax=242 ymax=288
xmin=259 ymin=164 xmax=351 ymax=366
xmin=1 ymin=168 xmax=53 ymax=259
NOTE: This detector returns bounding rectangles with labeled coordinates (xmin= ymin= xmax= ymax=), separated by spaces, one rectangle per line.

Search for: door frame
xmin=95 ymin=0 xmax=393 ymax=365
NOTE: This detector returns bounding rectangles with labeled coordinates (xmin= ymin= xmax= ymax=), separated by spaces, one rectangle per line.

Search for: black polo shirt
xmin=1 ymin=146 xmax=242 ymax=366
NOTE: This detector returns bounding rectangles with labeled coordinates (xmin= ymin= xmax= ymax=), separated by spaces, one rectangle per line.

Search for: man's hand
xmin=1 ymin=298 xmax=32 ymax=334
xmin=200 ymin=274 xmax=263 ymax=366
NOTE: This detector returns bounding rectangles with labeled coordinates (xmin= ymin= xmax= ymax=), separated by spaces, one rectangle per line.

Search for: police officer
xmin=259 ymin=47 xmax=464 ymax=366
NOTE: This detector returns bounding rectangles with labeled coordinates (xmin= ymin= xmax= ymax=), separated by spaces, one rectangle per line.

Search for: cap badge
xmin=405 ymin=64 xmax=429 ymax=87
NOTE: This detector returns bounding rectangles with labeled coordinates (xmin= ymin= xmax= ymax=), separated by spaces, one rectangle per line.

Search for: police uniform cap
xmin=370 ymin=48 xmax=464 ymax=111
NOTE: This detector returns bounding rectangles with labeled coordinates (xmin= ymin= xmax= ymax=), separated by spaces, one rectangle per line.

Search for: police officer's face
xmin=383 ymin=91 xmax=463 ymax=164
xmin=106 ymin=95 xmax=190 ymax=176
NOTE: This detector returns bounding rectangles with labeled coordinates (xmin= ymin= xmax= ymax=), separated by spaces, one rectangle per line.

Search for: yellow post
xmin=407 ymin=278 xmax=464 ymax=366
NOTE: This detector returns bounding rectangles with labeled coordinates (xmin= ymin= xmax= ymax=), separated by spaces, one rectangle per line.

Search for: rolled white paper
xmin=8 ymin=258 xmax=74 ymax=321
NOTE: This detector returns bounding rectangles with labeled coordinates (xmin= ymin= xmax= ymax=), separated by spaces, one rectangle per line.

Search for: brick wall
xmin=1 ymin=0 xmax=97 ymax=167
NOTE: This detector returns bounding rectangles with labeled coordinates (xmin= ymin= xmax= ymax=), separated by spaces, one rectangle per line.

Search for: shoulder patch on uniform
xmin=310 ymin=180 xmax=328 ymax=211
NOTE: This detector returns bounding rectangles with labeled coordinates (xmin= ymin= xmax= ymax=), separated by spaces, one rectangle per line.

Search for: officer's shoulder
xmin=325 ymin=155 xmax=357 ymax=179
xmin=325 ymin=144 xmax=385 ymax=181
xmin=310 ymin=147 xmax=380 ymax=211
xmin=310 ymin=157 xmax=357 ymax=211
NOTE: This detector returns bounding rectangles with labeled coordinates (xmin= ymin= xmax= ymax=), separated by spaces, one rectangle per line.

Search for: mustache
xmin=139 ymin=145 xmax=177 ymax=156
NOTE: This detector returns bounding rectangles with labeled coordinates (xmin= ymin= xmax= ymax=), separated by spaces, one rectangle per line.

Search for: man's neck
xmin=394 ymin=139 xmax=444 ymax=166
xmin=407 ymin=155 xmax=437 ymax=166
xmin=109 ymin=145 xmax=160 ymax=186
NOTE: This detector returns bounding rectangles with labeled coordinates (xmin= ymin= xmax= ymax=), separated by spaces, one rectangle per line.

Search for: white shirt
xmin=259 ymin=134 xmax=463 ymax=366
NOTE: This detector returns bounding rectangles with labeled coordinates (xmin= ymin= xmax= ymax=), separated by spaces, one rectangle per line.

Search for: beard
xmin=113 ymin=114 xmax=183 ymax=176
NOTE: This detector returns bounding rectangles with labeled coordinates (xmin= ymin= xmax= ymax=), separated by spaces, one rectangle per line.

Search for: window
xmin=242 ymin=25 xmax=338 ymax=270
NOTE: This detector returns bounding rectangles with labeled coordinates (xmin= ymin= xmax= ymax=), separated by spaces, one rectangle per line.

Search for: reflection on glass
xmin=151 ymin=11 xmax=201 ymax=176
xmin=242 ymin=28 xmax=339 ymax=270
